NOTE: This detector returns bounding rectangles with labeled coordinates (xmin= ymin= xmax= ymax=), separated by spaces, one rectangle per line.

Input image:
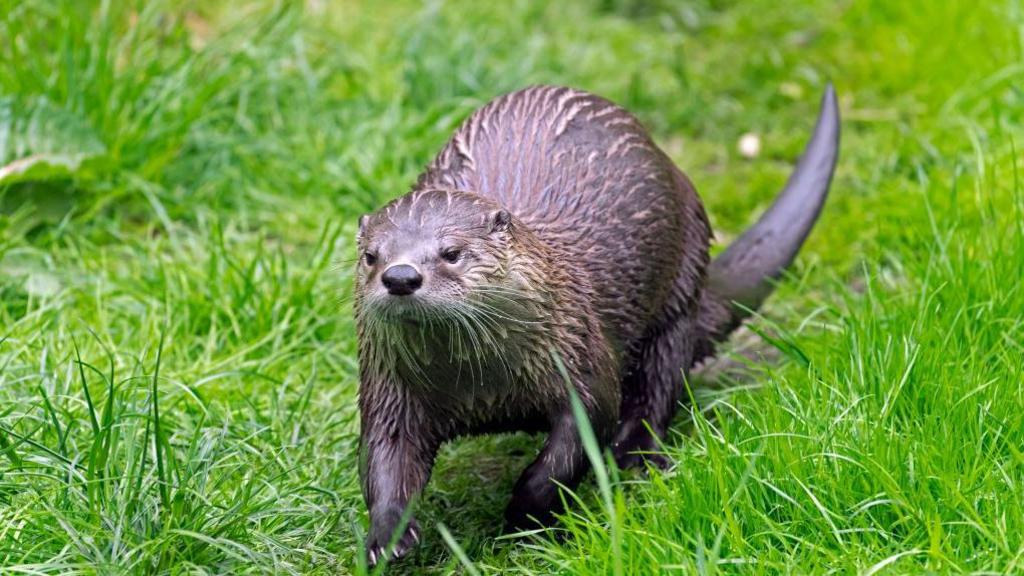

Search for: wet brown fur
xmin=353 ymin=84 xmax=838 ymax=563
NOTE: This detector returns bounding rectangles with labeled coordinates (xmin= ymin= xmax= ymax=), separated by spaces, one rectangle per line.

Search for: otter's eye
xmin=363 ymin=251 xmax=378 ymax=266
xmin=441 ymin=248 xmax=461 ymax=264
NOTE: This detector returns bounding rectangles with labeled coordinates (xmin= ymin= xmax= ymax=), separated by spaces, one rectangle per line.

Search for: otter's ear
xmin=357 ymin=214 xmax=370 ymax=241
xmin=488 ymin=209 xmax=512 ymax=233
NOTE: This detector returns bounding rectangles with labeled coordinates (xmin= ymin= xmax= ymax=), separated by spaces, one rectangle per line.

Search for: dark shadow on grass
xmin=668 ymin=325 xmax=782 ymax=443
xmin=379 ymin=433 xmax=540 ymax=572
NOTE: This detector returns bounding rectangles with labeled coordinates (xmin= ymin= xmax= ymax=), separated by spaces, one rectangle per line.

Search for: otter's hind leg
xmin=612 ymin=315 xmax=699 ymax=469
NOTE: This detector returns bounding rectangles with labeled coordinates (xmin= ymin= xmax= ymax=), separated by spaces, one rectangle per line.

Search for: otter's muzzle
xmin=382 ymin=264 xmax=423 ymax=296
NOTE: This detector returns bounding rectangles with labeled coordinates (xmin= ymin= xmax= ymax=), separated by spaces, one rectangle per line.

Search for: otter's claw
xmin=365 ymin=521 xmax=420 ymax=567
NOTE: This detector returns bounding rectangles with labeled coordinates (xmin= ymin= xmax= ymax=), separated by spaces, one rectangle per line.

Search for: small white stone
xmin=738 ymin=133 xmax=761 ymax=159
xmin=780 ymin=82 xmax=804 ymax=99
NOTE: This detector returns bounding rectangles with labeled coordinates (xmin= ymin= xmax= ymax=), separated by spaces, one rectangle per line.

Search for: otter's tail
xmin=694 ymin=85 xmax=840 ymax=362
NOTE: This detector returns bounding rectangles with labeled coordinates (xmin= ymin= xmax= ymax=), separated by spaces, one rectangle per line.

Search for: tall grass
xmin=1 ymin=0 xmax=1022 ymax=573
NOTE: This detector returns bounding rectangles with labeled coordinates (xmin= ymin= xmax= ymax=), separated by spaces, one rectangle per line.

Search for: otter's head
xmin=355 ymin=189 xmax=515 ymax=321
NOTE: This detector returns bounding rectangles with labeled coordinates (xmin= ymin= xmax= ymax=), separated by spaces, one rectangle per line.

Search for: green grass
xmin=1 ymin=0 xmax=1022 ymax=573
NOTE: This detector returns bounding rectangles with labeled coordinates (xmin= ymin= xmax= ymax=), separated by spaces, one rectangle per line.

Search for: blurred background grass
xmin=1 ymin=0 xmax=1022 ymax=573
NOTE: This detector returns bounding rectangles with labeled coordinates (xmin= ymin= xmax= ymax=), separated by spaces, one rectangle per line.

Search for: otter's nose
xmin=381 ymin=264 xmax=423 ymax=296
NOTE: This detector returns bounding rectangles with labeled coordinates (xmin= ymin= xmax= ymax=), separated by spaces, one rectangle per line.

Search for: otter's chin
xmin=369 ymin=294 xmax=442 ymax=324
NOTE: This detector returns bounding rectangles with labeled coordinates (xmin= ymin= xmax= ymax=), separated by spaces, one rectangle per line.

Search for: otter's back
xmin=417 ymin=85 xmax=710 ymax=350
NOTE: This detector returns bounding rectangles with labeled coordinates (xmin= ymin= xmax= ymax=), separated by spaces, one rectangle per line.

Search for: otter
xmin=354 ymin=84 xmax=840 ymax=564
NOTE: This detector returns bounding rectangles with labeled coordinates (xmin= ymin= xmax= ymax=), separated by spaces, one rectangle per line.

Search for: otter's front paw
xmin=366 ymin=511 xmax=420 ymax=566
xmin=611 ymin=423 xmax=671 ymax=470
xmin=504 ymin=489 xmax=559 ymax=532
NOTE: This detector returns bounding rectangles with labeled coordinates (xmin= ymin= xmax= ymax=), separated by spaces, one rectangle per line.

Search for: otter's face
xmin=355 ymin=189 xmax=513 ymax=320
